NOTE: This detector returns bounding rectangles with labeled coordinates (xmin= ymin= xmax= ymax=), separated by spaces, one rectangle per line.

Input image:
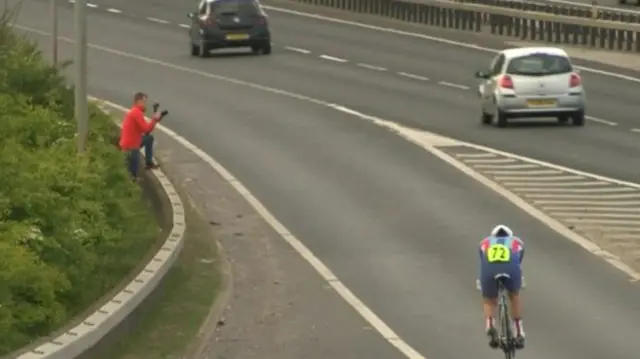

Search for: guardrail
xmin=6 ymin=117 xmax=186 ymax=359
xmin=283 ymin=0 xmax=640 ymax=52
xmin=452 ymin=0 xmax=640 ymax=24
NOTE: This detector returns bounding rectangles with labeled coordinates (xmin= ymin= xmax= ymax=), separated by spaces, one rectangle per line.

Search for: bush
xmin=0 ymin=7 xmax=159 ymax=355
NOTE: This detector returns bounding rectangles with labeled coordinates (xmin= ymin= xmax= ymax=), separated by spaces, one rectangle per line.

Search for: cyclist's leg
xmin=505 ymin=266 xmax=525 ymax=347
xmin=480 ymin=268 xmax=499 ymax=347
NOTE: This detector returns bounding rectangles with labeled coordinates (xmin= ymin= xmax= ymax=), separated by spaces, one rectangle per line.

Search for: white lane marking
xmin=438 ymin=81 xmax=470 ymax=90
xmin=496 ymin=175 xmax=585 ymax=181
xmin=397 ymin=71 xmax=429 ymax=81
xmin=69 ymin=0 xmax=74 ymax=2
xmin=462 ymin=158 xmax=515 ymax=164
xmin=472 ymin=163 xmax=539 ymax=169
xmin=284 ymin=46 xmax=311 ymax=54
xmin=107 ymin=8 xmax=122 ymax=13
xmin=455 ymin=153 xmax=495 ymax=158
xmin=147 ymin=17 xmax=170 ymax=24
xmin=543 ymin=206 xmax=640 ymax=212
xmin=178 ymin=24 xmax=190 ymax=29
xmin=587 ymin=116 xmax=617 ymax=126
xmin=261 ymin=6 xmax=640 ymax=84
xmin=552 ymin=212 xmax=640 ymax=219
xmin=512 ymin=187 xmax=636 ymax=193
xmin=631 ymin=128 xmax=640 ymax=133
xmin=319 ymin=54 xmax=348 ymax=63
xmin=86 ymin=3 xmax=98 ymax=8
xmin=534 ymin=200 xmax=640 ymax=206
xmin=357 ymin=63 xmax=387 ymax=71
xmin=21 ymin=23 xmax=640 ymax=305
xmin=483 ymin=169 xmax=561 ymax=175
xmin=503 ymin=181 xmax=610 ymax=187
xmin=96 ymin=100 xmax=427 ymax=359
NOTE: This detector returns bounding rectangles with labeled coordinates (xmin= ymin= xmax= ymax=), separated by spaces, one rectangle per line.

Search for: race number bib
xmin=487 ymin=244 xmax=510 ymax=263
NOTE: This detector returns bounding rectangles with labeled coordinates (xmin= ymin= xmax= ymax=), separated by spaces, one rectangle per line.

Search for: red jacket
xmin=119 ymin=105 xmax=158 ymax=150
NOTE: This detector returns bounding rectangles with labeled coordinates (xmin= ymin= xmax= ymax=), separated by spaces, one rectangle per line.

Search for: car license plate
xmin=527 ymin=99 xmax=557 ymax=107
xmin=226 ymin=33 xmax=249 ymax=40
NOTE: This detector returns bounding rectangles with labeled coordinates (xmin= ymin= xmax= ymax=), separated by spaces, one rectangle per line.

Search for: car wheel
xmin=571 ymin=111 xmax=585 ymax=126
xmin=190 ymin=42 xmax=199 ymax=56
xmin=262 ymin=42 xmax=272 ymax=55
xmin=198 ymin=40 xmax=210 ymax=58
xmin=496 ymin=111 xmax=508 ymax=128
xmin=481 ymin=112 xmax=492 ymax=125
xmin=557 ymin=115 xmax=569 ymax=124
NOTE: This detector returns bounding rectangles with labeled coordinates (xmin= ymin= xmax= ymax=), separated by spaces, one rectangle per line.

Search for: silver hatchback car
xmin=475 ymin=47 xmax=586 ymax=127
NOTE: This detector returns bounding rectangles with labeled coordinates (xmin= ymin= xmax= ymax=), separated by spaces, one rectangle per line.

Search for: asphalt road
xmin=13 ymin=1 xmax=640 ymax=359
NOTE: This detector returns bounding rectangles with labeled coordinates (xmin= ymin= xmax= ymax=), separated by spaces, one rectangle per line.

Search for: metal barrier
xmin=452 ymin=0 xmax=640 ymax=24
xmin=284 ymin=0 xmax=640 ymax=52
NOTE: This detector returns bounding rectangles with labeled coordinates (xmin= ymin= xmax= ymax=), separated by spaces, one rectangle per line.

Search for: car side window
xmin=197 ymin=0 xmax=207 ymax=16
xmin=490 ymin=55 xmax=505 ymax=76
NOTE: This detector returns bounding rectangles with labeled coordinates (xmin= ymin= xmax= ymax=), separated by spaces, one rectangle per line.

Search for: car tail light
xmin=498 ymin=75 xmax=514 ymax=89
xmin=254 ymin=16 xmax=266 ymax=24
xmin=569 ymin=73 xmax=582 ymax=87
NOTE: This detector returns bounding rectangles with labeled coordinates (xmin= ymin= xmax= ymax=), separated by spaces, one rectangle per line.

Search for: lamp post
xmin=74 ymin=0 xmax=89 ymax=153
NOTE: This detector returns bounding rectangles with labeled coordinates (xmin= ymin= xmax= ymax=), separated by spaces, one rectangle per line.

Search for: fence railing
xmin=281 ymin=0 xmax=640 ymax=52
xmin=451 ymin=0 xmax=640 ymax=24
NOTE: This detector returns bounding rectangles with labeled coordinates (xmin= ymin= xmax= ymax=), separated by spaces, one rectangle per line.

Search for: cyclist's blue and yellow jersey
xmin=479 ymin=236 xmax=525 ymax=265
xmin=478 ymin=236 xmax=525 ymax=297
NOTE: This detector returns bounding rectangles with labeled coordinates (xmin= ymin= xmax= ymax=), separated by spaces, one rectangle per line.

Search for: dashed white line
xmin=632 ymin=128 xmax=640 ymax=133
xmin=107 ymin=8 xmax=122 ymax=13
xmin=586 ymin=116 xmax=617 ymax=126
xmin=284 ymin=46 xmax=311 ymax=54
xmin=397 ymin=71 xmax=429 ymax=81
xmin=437 ymin=81 xmax=470 ymax=90
xmin=146 ymin=17 xmax=170 ymax=24
xmin=357 ymin=63 xmax=386 ymax=71
xmin=86 ymin=3 xmax=98 ymax=7
xmin=319 ymin=54 xmax=348 ymax=63
xmin=178 ymin=23 xmax=191 ymax=29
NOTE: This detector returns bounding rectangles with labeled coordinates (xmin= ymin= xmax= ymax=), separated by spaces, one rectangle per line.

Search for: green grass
xmin=94 ymin=201 xmax=222 ymax=359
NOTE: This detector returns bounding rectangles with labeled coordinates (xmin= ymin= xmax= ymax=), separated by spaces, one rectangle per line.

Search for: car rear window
xmin=505 ymin=53 xmax=573 ymax=76
xmin=208 ymin=0 xmax=259 ymax=15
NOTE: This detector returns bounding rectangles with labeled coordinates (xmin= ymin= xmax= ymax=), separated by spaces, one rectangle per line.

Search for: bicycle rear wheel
xmin=497 ymin=284 xmax=516 ymax=359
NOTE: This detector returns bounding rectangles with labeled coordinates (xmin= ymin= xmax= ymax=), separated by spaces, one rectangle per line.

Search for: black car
xmin=187 ymin=0 xmax=271 ymax=57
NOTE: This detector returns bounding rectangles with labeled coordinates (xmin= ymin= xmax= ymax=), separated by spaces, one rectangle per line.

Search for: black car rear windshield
xmin=505 ymin=53 xmax=573 ymax=76
xmin=208 ymin=0 xmax=260 ymax=15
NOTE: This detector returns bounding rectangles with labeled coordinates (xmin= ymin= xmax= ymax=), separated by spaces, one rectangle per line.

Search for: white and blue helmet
xmin=490 ymin=224 xmax=513 ymax=238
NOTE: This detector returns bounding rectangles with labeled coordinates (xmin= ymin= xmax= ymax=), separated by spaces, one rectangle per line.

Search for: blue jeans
xmin=125 ymin=134 xmax=154 ymax=178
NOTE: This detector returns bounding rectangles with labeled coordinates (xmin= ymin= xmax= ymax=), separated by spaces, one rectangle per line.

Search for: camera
xmin=152 ymin=102 xmax=169 ymax=119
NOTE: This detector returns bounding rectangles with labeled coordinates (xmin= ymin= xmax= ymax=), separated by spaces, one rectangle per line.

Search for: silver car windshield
xmin=505 ymin=54 xmax=573 ymax=77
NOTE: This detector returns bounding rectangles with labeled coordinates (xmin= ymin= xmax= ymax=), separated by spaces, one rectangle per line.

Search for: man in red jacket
xmin=119 ymin=92 xmax=162 ymax=179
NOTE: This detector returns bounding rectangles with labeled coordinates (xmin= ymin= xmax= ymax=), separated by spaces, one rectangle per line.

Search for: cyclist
xmin=478 ymin=224 xmax=525 ymax=349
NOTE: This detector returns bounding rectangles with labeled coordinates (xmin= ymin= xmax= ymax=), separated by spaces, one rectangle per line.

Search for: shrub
xmin=0 ymin=6 xmax=159 ymax=355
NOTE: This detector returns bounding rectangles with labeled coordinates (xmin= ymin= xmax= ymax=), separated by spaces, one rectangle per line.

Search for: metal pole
xmin=51 ymin=0 xmax=58 ymax=65
xmin=74 ymin=0 xmax=89 ymax=153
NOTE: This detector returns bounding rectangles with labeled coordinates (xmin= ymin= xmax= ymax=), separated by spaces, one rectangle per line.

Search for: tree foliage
xmin=0 ymin=7 xmax=158 ymax=355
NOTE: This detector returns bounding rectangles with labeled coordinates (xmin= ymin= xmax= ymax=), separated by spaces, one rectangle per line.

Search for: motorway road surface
xmin=13 ymin=0 xmax=640 ymax=358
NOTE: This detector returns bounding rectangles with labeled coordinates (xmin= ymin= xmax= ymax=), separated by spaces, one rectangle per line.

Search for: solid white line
xmin=319 ymin=54 xmax=348 ymax=63
xmin=284 ymin=46 xmax=311 ymax=54
xmin=551 ymin=212 xmax=640 ymax=219
xmin=495 ymin=175 xmax=584 ymax=181
xmin=483 ymin=169 xmax=561 ymax=175
xmin=97 ymin=100 xmax=426 ymax=359
xmin=472 ymin=164 xmax=539 ymax=169
xmin=503 ymin=181 xmax=610 ymax=187
xmin=86 ymin=2 xmax=98 ymax=7
xmin=586 ymin=116 xmax=617 ymax=126
xmin=462 ymin=158 xmax=516 ymax=164
xmin=107 ymin=8 xmax=122 ymax=13
xmin=543 ymin=206 xmax=640 ymax=212
xmin=357 ymin=63 xmax=387 ymax=71
xmin=438 ymin=81 xmax=470 ymax=90
xmin=397 ymin=71 xmax=429 ymax=81
xmin=147 ymin=17 xmax=170 ymax=24
xmin=455 ymin=153 xmax=496 ymax=158
xmin=261 ymin=6 xmax=640 ymax=85
xmin=512 ymin=187 xmax=636 ymax=193
xmin=525 ymin=193 xmax=640 ymax=199
xmin=534 ymin=200 xmax=640 ymax=206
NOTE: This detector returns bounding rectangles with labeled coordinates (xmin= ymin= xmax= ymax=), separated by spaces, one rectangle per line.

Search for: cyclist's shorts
xmin=479 ymin=262 xmax=522 ymax=298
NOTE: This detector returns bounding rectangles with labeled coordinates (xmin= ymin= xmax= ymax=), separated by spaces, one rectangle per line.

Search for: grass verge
xmin=93 ymin=196 xmax=222 ymax=359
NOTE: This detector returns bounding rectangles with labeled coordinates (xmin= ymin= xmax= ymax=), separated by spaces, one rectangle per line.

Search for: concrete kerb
xmin=9 ymin=102 xmax=186 ymax=359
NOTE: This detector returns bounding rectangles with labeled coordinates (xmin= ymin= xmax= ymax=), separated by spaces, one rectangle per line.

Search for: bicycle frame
xmin=496 ymin=279 xmax=516 ymax=359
